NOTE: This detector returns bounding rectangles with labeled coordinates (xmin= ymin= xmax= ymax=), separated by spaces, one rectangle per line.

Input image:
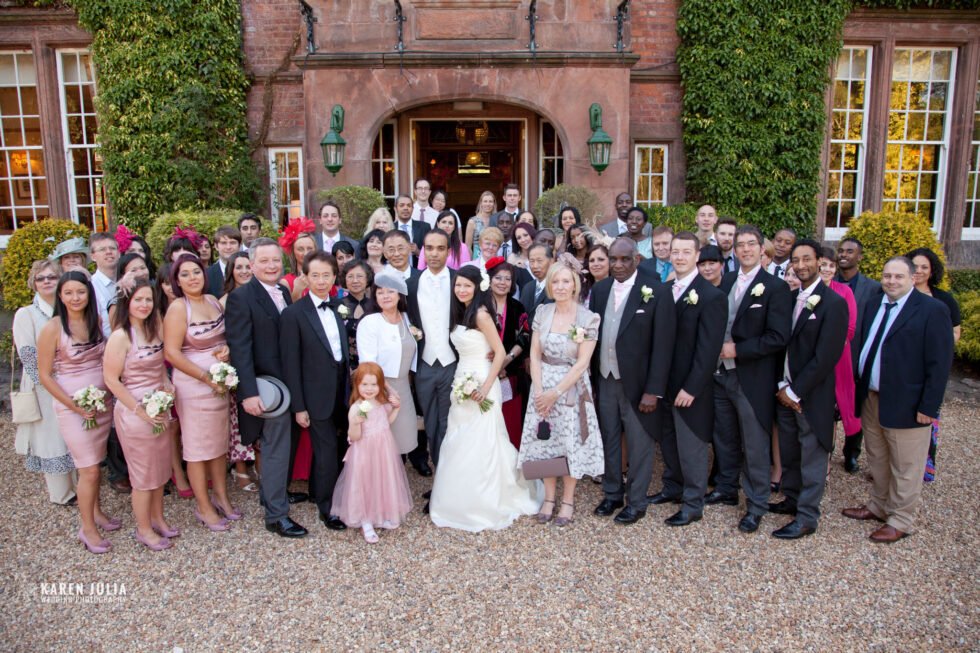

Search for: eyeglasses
xmin=35 ymin=275 xmax=59 ymax=283
xmin=93 ymin=246 xmax=118 ymax=254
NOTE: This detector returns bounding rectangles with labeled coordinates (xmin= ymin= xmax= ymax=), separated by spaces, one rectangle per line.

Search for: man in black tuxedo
xmin=834 ymin=236 xmax=881 ymax=472
xmin=769 ymin=239 xmax=848 ymax=540
xmin=206 ymin=225 xmax=242 ymax=298
xmin=711 ymin=225 xmax=792 ymax=533
xmin=647 ymin=231 xmax=726 ymax=526
xmin=313 ymin=200 xmax=359 ymax=253
xmin=393 ymin=194 xmax=429 ymax=267
xmin=590 ymin=238 xmax=676 ymax=524
xmin=406 ymin=230 xmax=457 ymax=473
xmin=225 ymin=238 xmax=307 ymax=538
xmin=280 ymin=251 xmax=349 ymax=532
xmin=519 ymin=243 xmax=554 ymax=326
xmin=843 ymin=257 xmax=953 ymax=543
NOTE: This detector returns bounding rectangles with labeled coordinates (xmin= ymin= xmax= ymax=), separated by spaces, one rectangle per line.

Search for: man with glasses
xmin=411 ymin=177 xmax=435 ymax=227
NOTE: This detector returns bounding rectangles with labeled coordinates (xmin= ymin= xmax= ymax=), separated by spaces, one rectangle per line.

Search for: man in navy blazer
xmin=225 ymin=238 xmax=307 ymax=538
xmin=711 ymin=225 xmax=792 ymax=533
xmin=768 ymin=239 xmax=848 ymax=540
xmin=280 ymin=251 xmax=349 ymax=532
xmin=843 ymin=256 xmax=953 ymax=543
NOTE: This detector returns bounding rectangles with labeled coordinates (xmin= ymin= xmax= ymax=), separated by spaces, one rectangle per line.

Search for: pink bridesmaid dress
xmin=113 ymin=330 xmax=173 ymax=491
xmin=172 ymin=297 xmax=230 ymax=462
xmin=331 ymin=403 xmax=412 ymax=528
xmin=52 ymin=330 xmax=111 ymax=468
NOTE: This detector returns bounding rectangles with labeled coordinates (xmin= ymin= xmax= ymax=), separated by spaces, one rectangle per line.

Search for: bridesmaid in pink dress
xmin=163 ymin=255 xmax=237 ymax=532
xmin=104 ymin=279 xmax=179 ymax=551
xmin=37 ymin=270 xmax=117 ymax=554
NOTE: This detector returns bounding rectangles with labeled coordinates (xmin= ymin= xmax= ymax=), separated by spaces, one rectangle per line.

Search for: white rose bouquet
xmin=209 ymin=362 xmax=239 ymax=396
xmin=452 ymin=372 xmax=494 ymax=413
xmin=356 ymin=400 xmax=373 ymax=419
xmin=141 ymin=390 xmax=175 ymax=434
xmin=72 ymin=385 xmax=108 ymax=430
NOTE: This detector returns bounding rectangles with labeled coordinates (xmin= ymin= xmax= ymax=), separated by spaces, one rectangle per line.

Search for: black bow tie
xmin=318 ymin=301 xmax=329 ymax=311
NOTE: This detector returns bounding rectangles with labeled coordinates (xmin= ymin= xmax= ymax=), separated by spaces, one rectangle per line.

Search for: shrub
xmin=145 ymin=209 xmax=277 ymax=266
xmin=955 ymin=291 xmax=980 ymax=363
xmin=1 ymin=219 xmax=91 ymax=310
xmin=534 ymin=185 xmax=603 ymax=228
xmin=843 ymin=210 xmax=945 ymax=282
xmin=314 ymin=186 xmax=387 ymax=238
xmin=949 ymin=269 xmax=980 ymax=295
xmin=642 ymin=203 xmax=698 ymax=234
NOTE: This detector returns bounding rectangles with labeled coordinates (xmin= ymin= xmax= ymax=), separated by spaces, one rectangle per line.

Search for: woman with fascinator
xmin=429 ymin=265 xmax=542 ymax=532
xmin=279 ymin=218 xmax=317 ymax=302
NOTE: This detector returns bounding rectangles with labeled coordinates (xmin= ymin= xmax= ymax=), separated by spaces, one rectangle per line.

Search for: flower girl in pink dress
xmin=331 ymin=362 xmax=413 ymax=543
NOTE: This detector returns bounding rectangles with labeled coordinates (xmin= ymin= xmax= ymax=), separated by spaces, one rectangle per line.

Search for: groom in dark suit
xmin=649 ymin=231 xmax=726 ymax=526
xmin=769 ymin=239 xmax=848 ymax=539
xmin=226 ymin=238 xmax=307 ymax=538
xmin=280 ymin=251 xmax=349 ymax=532
xmin=590 ymin=237 xmax=676 ymax=524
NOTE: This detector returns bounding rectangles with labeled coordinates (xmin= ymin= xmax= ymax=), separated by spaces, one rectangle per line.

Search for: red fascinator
xmin=114 ymin=224 xmax=136 ymax=253
xmin=484 ymin=256 xmax=506 ymax=273
xmin=278 ymin=217 xmax=316 ymax=251
xmin=173 ymin=224 xmax=204 ymax=249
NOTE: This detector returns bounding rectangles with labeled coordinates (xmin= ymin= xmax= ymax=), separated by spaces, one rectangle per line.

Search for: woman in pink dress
xmin=331 ymin=362 xmax=412 ymax=543
xmin=163 ymin=254 xmax=237 ymax=532
xmin=37 ymin=270 xmax=117 ymax=554
xmin=417 ymin=210 xmax=471 ymax=270
xmin=818 ymin=248 xmax=860 ymax=445
xmin=104 ymin=279 xmax=179 ymax=551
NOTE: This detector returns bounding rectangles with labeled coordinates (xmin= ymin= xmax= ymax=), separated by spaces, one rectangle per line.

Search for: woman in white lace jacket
xmin=12 ymin=259 xmax=77 ymax=505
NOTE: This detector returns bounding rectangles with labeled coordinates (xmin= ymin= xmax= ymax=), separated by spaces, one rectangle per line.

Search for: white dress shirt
xmin=768 ymin=259 xmax=790 ymax=279
xmin=91 ymin=269 xmax=115 ymax=338
xmin=612 ymin=270 xmax=637 ymax=310
xmin=307 ymin=291 xmax=342 ymax=361
xmin=411 ymin=203 xmax=435 ymax=228
xmin=672 ymin=270 xmax=698 ymax=303
xmin=734 ymin=264 xmax=761 ymax=304
xmin=416 ymin=267 xmax=455 ymax=366
xmin=859 ymin=287 xmax=913 ymax=392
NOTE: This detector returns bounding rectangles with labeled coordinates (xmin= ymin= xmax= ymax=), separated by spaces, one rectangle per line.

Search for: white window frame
xmin=883 ymin=47 xmax=958 ymax=234
xmin=267 ymin=146 xmax=305 ymax=228
xmin=0 ymin=49 xmax=47 ymax=247
xmin=56 ymin=48 xmax=106 ymax=233
xmin=963 ymin=73 xmax=980 ymax=240
xmin=825 ymin=46 xmax=872 ymax=241
xmin=371 ymin=120 xmax=398 ymax=206
xmin=633 ymin=143 xmax=669 ymax=208
xmin=539 ymin=119 xmax=564 ymax=195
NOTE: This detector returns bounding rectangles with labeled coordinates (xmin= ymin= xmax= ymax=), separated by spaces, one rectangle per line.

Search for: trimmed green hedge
xmin=955 ymin=291 xmax=980 ymax=364
xmin=949 ymin=269 xmax=980 ymax=294
xmin=145 ymin=209 xmax=277 ymax=266
xmin=1 ymin=219 xmax=91 ymax=310
xmin=73 ymin=0 xmax=261 ymax=234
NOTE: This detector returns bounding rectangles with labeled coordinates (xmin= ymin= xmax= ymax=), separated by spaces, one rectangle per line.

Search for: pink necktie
xmin=269 ymin=286 xmax=286 ymax=313
xmin=613 ymin=282 xmax=626 ymax=310
xmin=672 ymin=281 xmax=682 ymax=302
xmin=734 ymin=273 xmax=750 ymax=303
xmin=792 ymin=292 xmax=808 ymax=325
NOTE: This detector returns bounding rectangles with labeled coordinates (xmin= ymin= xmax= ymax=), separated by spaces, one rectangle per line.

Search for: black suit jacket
xmin=782 ymin=282 xmax=848 ymax=450
xmin=206 ymin=262 xmax=226 ymax=298
xmin=279 ymin=294 xmax=349 ymax=422
xmin=225 ymin=276 xmax=292 ymax=445
xmin=718 ymin=268 xmax=792 ymax=431
xmin=854 ymin=289 xmax=953 ymax=429
xmin=519 ymin=278 xmax=553 ymax=329
xmin=315 ymin=230 xmax=358 ymax=253
xmin=406 ymin=268 xmax=456 ymax=362
xmin=666 ymin=275 xmax=727 ymax=440
xmin=589 ymin=272 xmax=676 ymax=436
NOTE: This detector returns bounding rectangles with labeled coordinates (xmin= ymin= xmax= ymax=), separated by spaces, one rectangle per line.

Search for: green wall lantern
xmin=320 ymin=104 xmax=347 ymax=176
xmin=586 ymin=103 xmax=612 ymax=175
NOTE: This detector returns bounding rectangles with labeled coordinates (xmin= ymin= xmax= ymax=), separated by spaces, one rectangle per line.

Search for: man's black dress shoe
xmin=613 ymin=506 xmax=646 ymax=524
xmin=265 ymin=517 xmax=308 ymax=538
xmin=704 ymin=490 xmax=738 ymax=506
xmin=319 ymin=513 xmax=347 ymax=531
xmin=646 ymin=491 xmax=682 ymax=506
xmin=412 ymin=461 xmax=433 ymax=477
xmin=593 ymin=498 xmax=624 ymax=517
xmin=422 ymin=490 xmax=432 ymax=499
xmin=738 ymin=512 xmax=762 ymax=533
xmin=287 ymin=491 xmax=309 ymax=504
xmin=767 ymin=500 xmax=797 ymax=515
xmin=843 ymin=456 xmax=860 ymax=474
xmin=665 ymin=510 xmax=702 ymax=527
xmin=423 ymin=502 xmax=430 ymax=514
xmin=772 ymin=519 xmax=815 ymax=540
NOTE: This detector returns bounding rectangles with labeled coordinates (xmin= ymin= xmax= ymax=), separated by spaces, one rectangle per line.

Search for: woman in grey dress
xmin=355 ymin=273 xmax=418 ymax=455
xmin=518 ymin=262 xmax=603 ymax=526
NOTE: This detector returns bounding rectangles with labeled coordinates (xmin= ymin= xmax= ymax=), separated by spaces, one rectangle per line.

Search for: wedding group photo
xmin=1 ymin=0 xmax=978 ymax=650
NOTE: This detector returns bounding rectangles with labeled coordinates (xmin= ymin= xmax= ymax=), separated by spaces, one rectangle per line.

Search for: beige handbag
xmin=10 ymin=328 xmax=41 ymax=425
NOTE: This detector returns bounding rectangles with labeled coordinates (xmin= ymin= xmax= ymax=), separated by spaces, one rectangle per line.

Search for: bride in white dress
xmin=429 ymin=265 xmax=542 ymax=532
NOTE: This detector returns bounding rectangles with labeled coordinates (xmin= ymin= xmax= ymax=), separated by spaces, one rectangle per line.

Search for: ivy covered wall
xmin=71 ymin=0 xmax=260 ymax=233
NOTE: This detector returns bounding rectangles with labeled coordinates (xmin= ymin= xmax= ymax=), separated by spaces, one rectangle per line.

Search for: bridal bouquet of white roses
xmin=142 ymin=390 xmax=175 ymax=434
xmin=209 ymin=362 xmax=239 ymax=396
xmin=73 ymin=385 xmax=108 ymax=430
xmin=452 ymin=372 xmax=494 ymax=413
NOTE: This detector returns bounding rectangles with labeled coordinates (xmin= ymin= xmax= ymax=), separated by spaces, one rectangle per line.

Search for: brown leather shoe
xmin=841 ymin=505 xmax=884 ymax=522
xmin=869 ymin=524 xmax=908 ymax=543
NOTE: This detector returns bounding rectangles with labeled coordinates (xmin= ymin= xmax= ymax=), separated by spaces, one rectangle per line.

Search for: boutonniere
xmin=337 ymin=304 xmax=350 ymax=318
xmin=684 ymin=289 xmax=699 ymax=306
xmin=567 ymin=325 xmax=594 ymax=344
xmin=750 ymin=283 xmax=765 ymax=297
xmin=640 ymin=285 xmax=654 ymax=303
xmin=805 ymin=295 xmax=821 ymax=311
xmin=408 ymin=326 xmax=423 ymax=341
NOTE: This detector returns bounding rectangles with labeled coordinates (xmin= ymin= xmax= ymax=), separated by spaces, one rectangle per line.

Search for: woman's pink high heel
xmin=94 ymin=515 xmax=122 ymax=532
xmin=78 ymin=529 xmax=112 ymax=554
xmin=211 ymin=498 xmax=243 ymax=521
xmin=151 ymin=522 xmax=181 ymax=538
xmin=194 ymin=508 xmax=231 ymax=532
xmin=133 ymin=529 xmax=172 ymax=551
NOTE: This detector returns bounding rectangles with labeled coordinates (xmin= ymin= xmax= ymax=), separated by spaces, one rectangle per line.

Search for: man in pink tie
xmin=410 ymin=177 xmax=434 ymax=227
